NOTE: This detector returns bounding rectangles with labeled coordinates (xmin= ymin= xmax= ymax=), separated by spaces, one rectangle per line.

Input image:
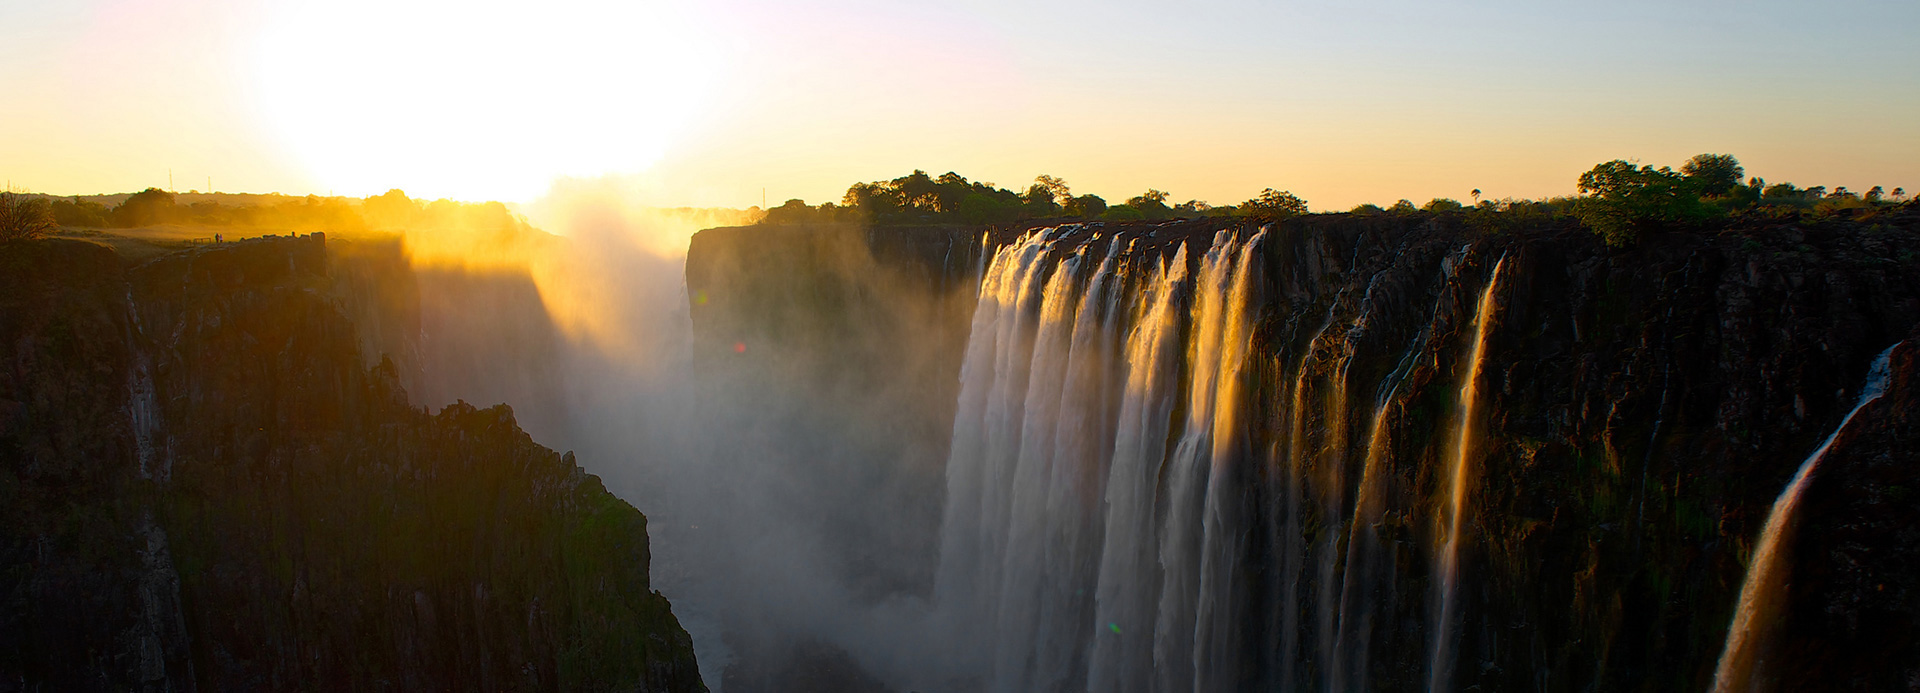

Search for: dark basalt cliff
xmin=684 ymin=210 xmax=1920 ymax=692
xmin=0 ymin=236 xmax=703 ymax=692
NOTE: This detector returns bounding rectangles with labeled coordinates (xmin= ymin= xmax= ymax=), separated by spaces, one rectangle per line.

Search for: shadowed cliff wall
xmin=0 ymin=235 xmax=704 ymax=692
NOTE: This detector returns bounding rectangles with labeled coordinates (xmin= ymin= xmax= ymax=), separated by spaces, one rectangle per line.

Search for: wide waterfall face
xmin=933 ymin=225 xmax=1509 ymax=692
xmin=663 ymin=217 xmax=1920 ymax=692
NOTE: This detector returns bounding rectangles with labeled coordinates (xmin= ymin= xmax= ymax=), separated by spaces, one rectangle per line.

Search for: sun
xmin=252 ymin=0 xmax=720 ymax=203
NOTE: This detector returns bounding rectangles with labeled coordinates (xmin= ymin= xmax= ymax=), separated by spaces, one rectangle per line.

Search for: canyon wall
xmin=0 ymin=235 xmax=704 ymax=692
xmin=684 ymin=209 xmax=1920 ymax=692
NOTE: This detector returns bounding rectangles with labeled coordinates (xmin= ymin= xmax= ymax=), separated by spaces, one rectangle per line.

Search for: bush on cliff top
xmin=0 ymin=193 xmax=57 ymax=241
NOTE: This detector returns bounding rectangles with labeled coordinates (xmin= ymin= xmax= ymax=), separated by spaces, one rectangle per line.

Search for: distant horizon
xmin=5 ymin=0 xmax=1916 ymax=212
xmin=14 ymin=153 xmax=1910 ymax=219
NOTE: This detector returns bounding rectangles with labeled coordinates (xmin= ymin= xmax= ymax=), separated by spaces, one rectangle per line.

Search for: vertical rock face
xmin=683 ymin=211 xmax=1920 ymax=692
xmin=0 ymin=236 xmax=704 ymax=692
xmin=0 ymin=239 xmax=195 ymax=692
xmin=1776 ymin=339 xmax=1920 ymax=692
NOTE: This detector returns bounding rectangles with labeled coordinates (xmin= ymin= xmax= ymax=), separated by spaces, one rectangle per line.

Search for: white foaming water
xmin=937 ymin=229 xmax=1265 ymax=693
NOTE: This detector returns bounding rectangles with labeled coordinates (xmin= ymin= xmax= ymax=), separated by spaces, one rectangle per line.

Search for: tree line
xmin=755 ymin=158 xmax=1912 ymax=247
xmin=5 ymin=158 xmax=1906 ymax=245
xmin=0 ymin=188 xmax=535 ymax=242
xmin=758 ymin=170 xmax=1308 ymax=226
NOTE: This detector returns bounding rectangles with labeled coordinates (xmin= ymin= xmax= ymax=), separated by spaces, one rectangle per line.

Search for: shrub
xmin=0 ymin=193 xmax=57 ymax=241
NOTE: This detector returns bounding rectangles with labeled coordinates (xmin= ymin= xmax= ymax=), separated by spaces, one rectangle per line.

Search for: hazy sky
xmin=4 ymin=0 xmax=1916 ymax=211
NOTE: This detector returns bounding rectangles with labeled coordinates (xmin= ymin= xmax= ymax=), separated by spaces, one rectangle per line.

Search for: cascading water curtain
xmin=934 ymin=227 xmax=1509 ymax=693
xmin=935 ymin=227 xmax=1265 ymax=693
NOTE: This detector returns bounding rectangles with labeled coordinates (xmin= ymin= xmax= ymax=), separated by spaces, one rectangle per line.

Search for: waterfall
xmin=935 ymin=229 xmax=1058 ymax=672
xmin=1709 ymin=342 xmax=1903 ymax=693
xmin=1274 ymin=313 xmax=1333 ymax=692
xmin=935 ymin=227 xmax=1526 ymax=692
xmin=1087 ymin=241 xmax=1190 ymax=693
xmin=1330 ymin=342 xmax=1420 ymax=692
xmin=1191 ymin=231 xmax=1265 ymax=693
xmin=1153 ymin=231 xmax=1259 ymax=693
xmin=1427 ymin=256 xmax=1506 ymax=693
xmin=937 ymin=227 xmax=1269 ymax=693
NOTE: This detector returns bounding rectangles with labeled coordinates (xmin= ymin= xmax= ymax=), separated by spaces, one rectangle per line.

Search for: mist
xmin=362 ymin=179 xmax=980 ymax=691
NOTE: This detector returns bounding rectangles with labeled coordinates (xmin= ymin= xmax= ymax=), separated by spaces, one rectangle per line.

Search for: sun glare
xmin=253 ymin=0 xmax=720 ymax=203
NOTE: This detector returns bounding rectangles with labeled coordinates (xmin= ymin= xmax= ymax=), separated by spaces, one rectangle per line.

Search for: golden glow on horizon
xmin=1 ymin=1 xmax=1912 ymax=210
xmin=395 ymin=181 xmax=757 ymax=364
xmin=253 ymin=0 xmax=719 ymax=203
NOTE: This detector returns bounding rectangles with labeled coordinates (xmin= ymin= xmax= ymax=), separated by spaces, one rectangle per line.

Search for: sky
xmin=3 ymin=0 xmax=1917 ymax=212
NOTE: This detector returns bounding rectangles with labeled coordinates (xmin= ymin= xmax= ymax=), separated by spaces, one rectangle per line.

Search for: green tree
xmin=0 ymin=193 xmax=57 ymax=241
xmin=1423 ymin=198 xmax=1464 ymax=212
xmin=1065 ymin=194 xmax=1107 ymax=219
xmin=1390 ymin=199 xmax=1418 ymax=214
xmin=959 ymin=193 xmax=1019 ymax=224
xmin=762 ymin=199 xmax=814 ymax=225
xmin=843 ymin=181 xmax=901 ymax=219
xmin=1034 ymin=175 xmax=1071 ymax=204
xmin=363 ymin=189 xmax=421 ymax=229
xmin=1762 ymin=182 xmax=1803 ymax=200
xmin=1680 ymin=153 xmax=1744 ymax=196
xmin=111 ymin=187 xmax=179 ymax=227
xmin=1127 ymin=189 xmax=1173 ymax=220
xmin=896 ymin=170 xmax=941 ymax=213
xmin=1241 ymin=188 xmax=1308 ymax=217
xmin=1572 ymin=159 xmax=1715 ymax=246
xmin=1023 ymin=181 xmax=1062 ymax=217
xmin=51 ymin=197 xmax=109 ymax=227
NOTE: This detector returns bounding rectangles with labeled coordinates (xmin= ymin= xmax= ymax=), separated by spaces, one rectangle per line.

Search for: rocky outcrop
xmin=0 ymin=235 xmax=703 ymax=692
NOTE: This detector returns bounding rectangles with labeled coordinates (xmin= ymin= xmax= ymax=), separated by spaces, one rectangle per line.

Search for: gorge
xmin=5 ymin=204 xmax=1920 ymax=692
xmin=682 ymin=210 xmax=1920 ymax=692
